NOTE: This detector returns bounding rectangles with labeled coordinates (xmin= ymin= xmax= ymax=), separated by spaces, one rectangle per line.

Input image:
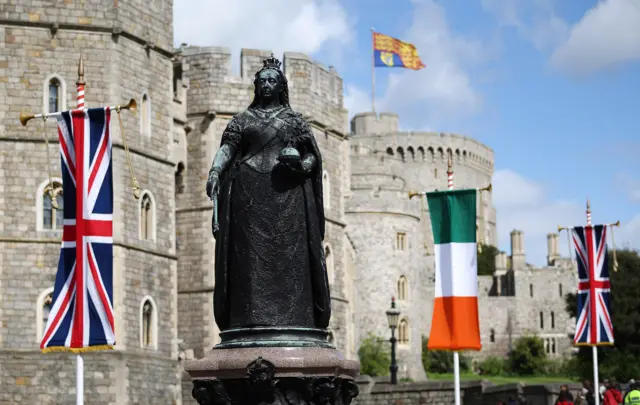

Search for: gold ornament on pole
xmin=18 ymin=54 xmax=140 ymax=201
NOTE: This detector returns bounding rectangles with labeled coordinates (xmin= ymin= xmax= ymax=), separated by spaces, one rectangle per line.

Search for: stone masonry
xmin=1 ymin=1 xmax=578 ymax=404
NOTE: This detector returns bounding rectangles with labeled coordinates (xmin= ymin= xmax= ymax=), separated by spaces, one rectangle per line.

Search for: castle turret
xmin=350 ymin=112 xmax=399 ymax=135
xmin=510 ymin=230 xmax=526 ymax=269
xmin=494 ymin=251 xmax=509 ymax=296
xmin=547 ymin=233 xmax=560 ymax=265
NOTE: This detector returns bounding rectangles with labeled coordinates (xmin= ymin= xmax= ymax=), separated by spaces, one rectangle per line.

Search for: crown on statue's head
xmin=262 ymin=53 xmax=282 ymax=70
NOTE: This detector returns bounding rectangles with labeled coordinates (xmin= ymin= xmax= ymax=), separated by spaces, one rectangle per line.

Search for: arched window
xmin=140 ymin=92 xmax=151 ymax=137
xmin=455 ymin=149 xmax=461 ymax=162
xmin=140 ymin=296 xmax=158 ymax=349
xmin=551 ymin=338 xmax=556 ymax=354
xmin=396 ymin=232 xmax=407 ymax=251
xmin=407 ymin=146 xmax=415 ymax=161
xmin=36 ymin=287 xmax=55 ymax=341
xmin=539 ymin=311 xmax=544 ymax=329
xmin=322 ymin=170 xmax=330 ymax=210
xmin=325 ymin=244 xmax=335 ymax=286
xmin=427 ymin=147 xmax=435 ymax=162
xmin=386 ymin=147 xmax=394 ymax=156
xmin=446 ymin=148 xmax=452 ymax=161
xmin=463 ymin=150 xmax=467 ymax=160
xmin=398 ymin=318 xmax=409 ymax=345
xmin=417 ymin=147 xmax=425 ymax=160
xmin=551 ymin=311 xmax=555 ymax=329
xmin=396 ymin=147 xmax=405 ymax=161
xmin=397 ymin=276 xmax=408 ymax=301
xmin=49 ymin=78 xmax=61 ymax=113
xmin=37 ymin=179 xmax=64 ymax=231
xmin=175 ymin=162 xmax=185 ymax=196
xmin=529 ymin=283 xmax=533 ymax=297
xmin=545 ymin=338 xmax=550 ymax=353
xmin=139 ymin=190 xmax=156 ymax=241
xmin=43 ymin=74 xmax=66 ymax=114
xmin=489 ymin=329 xmax=495 ymax=343
xmin=437 ymin=147 xmax=444 ymax=162
xmin=559 ymin=283 xmax=563 ymax=297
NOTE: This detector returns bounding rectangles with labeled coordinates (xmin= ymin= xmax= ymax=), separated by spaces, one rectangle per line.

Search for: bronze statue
xmin=206 ymin=54 xmax=331 ymax=331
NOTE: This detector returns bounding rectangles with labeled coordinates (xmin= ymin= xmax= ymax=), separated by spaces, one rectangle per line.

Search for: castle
xmin=0 ymin=2 xmax=576 ymax=404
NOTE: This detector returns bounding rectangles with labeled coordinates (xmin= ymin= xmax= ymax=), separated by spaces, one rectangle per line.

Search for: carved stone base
xmin=185 ymin=346 xmax=360 ymax=405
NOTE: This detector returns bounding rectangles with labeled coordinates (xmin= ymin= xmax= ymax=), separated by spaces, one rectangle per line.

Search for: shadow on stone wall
xmin=355 ymin=375 xmax=582 ymax=405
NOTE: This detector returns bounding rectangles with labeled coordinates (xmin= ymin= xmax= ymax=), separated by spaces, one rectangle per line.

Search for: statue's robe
xmin=213 ymin=105 xmax=331 ymax=330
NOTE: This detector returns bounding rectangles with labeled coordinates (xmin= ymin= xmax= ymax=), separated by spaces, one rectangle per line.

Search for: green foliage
xmin=508 ymin=335 xmax=547 ymax=375
xmin=478 ymin=356 xmax=506 ymax=375
xmin=564 ymin=249 xmax=640 ymax=381
xmin=421 ymin=336 xmax=471 ymax=374
xmin=477 ymin=244 xmax=500 ymax=276
xmin=358 ymin=334 xmax=390 ymax=377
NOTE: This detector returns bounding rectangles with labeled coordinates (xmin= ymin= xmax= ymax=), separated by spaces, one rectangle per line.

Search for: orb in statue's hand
xmin=278 ymin=146 xmax=302 ymax=170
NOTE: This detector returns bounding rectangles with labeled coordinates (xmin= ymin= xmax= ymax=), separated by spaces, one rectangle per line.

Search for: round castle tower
xmin=346 ymin=112 xmax=496 ymax=380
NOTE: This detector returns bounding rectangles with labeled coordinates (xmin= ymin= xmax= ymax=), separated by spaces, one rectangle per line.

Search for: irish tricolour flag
xmin=426 ymin=189 xmax=482 ymax=351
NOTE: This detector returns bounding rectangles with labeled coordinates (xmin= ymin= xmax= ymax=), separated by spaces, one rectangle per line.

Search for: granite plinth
xmin=184 ymin=339 xmax=360 ymax=405
xmin=186 ymin=346 xmax=359 ymax=380
xmin=216 ymin=327 xmax=333 ymax=349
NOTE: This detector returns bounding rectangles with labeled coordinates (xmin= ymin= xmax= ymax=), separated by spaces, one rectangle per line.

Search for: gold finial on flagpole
xmin=77 ymin=54 xmax=85 ymax=86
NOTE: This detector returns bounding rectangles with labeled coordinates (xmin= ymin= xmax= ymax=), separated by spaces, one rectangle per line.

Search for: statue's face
xmin=257 ymin=69 xmax=282 ymax=101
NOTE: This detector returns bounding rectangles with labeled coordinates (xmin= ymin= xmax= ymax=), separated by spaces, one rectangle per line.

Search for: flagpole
xmin=586 ymin=199 xmax=600 ymax=405
xmin=447 ymin=155 xmax=461 ymax=405
xmin=76 ymin=54 xmax=85 ymax=405
xmin=371 ymin=27 xmax=376 ymax=114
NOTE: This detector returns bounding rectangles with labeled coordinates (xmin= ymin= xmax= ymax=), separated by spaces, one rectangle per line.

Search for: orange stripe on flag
xmin=428 ymin=296 xmax=482 ymax=351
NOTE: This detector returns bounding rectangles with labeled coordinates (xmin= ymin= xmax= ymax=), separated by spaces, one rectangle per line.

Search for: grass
xmin=427 ymin=373 xmax=577 ymax=384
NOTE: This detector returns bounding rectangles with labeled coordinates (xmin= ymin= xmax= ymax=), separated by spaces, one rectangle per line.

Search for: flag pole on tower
xmin=371 ymin=27 xmax=376 ymax=113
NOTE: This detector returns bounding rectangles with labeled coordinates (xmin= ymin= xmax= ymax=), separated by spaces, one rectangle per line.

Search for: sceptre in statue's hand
xmin=206 ymin=169 xmax=220 ymax=237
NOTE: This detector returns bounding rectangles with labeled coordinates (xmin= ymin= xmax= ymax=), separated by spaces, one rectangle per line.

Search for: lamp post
xmin=386 ymin=296 xmax=400 ymax=385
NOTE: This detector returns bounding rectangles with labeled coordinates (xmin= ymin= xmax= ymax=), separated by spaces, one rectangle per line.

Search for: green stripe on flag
xmin=426 ymin=189 xmax=477 ymax=244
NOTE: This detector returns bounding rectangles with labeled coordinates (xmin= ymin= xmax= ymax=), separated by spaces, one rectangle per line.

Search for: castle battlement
xmin=181 ymin=46 xmax=348 ymax=133
xmin=351 ymin=130 xmax=494 ymax=174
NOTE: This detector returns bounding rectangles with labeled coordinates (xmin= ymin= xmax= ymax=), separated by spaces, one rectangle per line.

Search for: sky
xmin=174 ymin=0 xmax=640 ymax=266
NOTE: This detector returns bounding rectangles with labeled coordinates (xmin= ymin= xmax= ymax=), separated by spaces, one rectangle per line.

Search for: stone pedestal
xmin=184 ymin=327 xmax=360 ymax=405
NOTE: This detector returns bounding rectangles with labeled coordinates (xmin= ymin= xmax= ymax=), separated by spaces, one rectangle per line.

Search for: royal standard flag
xmin=426 ymin=189 xmax=481 ymax=351
xmin=373 ymin=31 xmax=425 ymax=70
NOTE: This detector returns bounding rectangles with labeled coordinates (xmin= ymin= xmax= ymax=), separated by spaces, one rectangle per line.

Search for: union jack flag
xmin=572 ymin=225 xmax=614 ymax=346
xmin=40 ymin=108 xmax=115 ymax=352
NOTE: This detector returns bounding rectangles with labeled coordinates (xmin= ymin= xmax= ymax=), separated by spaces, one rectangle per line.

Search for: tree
xmin=478 ymin=244 xmax=499 ymax=276
xmin=508 ymin=335 xmax=547 ymax=375
xmin=358 ymin=334 xmax=390 ymax=377
xmin=564 ymin=249 xmax=640 ymax=381
xmin=421 ymin=336 xmax=471 ymax=373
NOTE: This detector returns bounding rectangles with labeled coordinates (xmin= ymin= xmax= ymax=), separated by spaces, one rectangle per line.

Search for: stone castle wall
xmin=0 ymin=1 xmax=182 ymax=402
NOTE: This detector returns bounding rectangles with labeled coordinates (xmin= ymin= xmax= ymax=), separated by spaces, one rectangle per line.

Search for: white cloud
xmin=493 ymin=169 xmax=585 ymax=266
xmin=343 ymin=85 xmax=370 ymax=120
xmin=367 ymin=0 xmax=490 ymax=127
xmin=173 ymin=0 xmax=354 ymax=67
xmin=481 ymin=0 xmax=569 ymax=52
xmin=493 ymin=169 xmax=640 ymax=266
xmin=617 ymin=214 xmax=640 ymax=251
xmin=550 ymin=0 xmax=640 ymax=75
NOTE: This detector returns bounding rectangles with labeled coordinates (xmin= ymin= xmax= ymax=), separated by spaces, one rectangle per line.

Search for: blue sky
xmin=176 ymin=0 xmax=640 ymax=265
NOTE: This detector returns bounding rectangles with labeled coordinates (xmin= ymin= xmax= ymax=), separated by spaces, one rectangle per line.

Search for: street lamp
xmin=386 ymin=296 xmax=400 ymax=385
